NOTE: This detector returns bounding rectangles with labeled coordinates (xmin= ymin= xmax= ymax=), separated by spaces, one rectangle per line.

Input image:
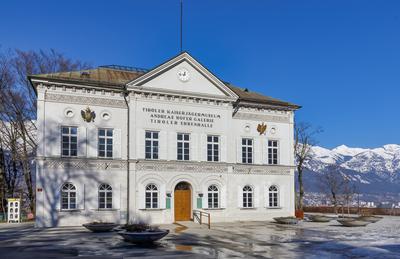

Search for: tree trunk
xmin=332 ymin=191 xmax=337 ymax=214
xmin=297 ymin=166 xmax=304 ymax=210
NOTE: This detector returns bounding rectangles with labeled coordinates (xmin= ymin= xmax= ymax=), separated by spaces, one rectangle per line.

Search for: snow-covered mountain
xmin=303 ymin=144 xmax=400 ymax=194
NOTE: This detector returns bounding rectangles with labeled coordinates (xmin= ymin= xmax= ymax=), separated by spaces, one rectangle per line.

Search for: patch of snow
xmin=332 ymin=144 xmax=368 ymax=157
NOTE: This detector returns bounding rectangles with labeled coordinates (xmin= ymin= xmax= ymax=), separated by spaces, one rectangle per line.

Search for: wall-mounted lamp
xmin=198 ymin=193 xmax=203 ymax=198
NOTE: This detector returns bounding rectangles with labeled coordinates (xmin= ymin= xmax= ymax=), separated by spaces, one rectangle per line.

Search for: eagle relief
xmin=81 ymin=107 xmax=96 ymax=123
xmin=257 ymin=122 xmax=267 ymax=135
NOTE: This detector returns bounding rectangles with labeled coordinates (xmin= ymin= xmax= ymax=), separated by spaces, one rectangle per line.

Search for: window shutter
xmin=113 ymin=129 xmax=122 ymax=159
xmin=221 ymin=135 xmax=227 ymax=162
xmin=137 ymin=129 xmax=145 ymax=159
xmin=254 ymin=186 xmax=260 ymax=208
xmin=202 ymin=192 xmax=208 ymax=209
xmin=254 ymin=138 xmax=262 ymax=164
xmin=55 ymin=185 xmax=61 ymax=210
xmin=220 ymin=186 xmax=227 ymax=208
xmin=77 ymin=127 xmax=86 ymax=157
xmin=200 ymin=134 xmax=207 ymax=161
xmin=78 ymin=184 xmax=85 ymax=210
xmin=237 ymin=137 xmax=242 ymax=163
xmin=138 ymin=184 xmax=145 ymax=209
xmin=262 ymin=138 xmax=267 ymax=164
xmin=237 ymin=186 xmax=243 ymax=208
xmin=279 ymin=186 xmax=283 ymax=207
xmin=50 ymin=125 xmax=61 ymax=157
xmin=111 ymin=184 xmax=120 ymax=210
xmin=159 ymin=184 xmax=166 ymax=209
xmin=168 ymin=131 xmax=177 ymax=160
xmin=87 ymin=128 xmax=98 ymax=158
xmin=191 ymin=133 xmax=198 ymax=161
xmin=264 ymin=185 xmax=269 ymax=208
xmin=159 ymin=131 xmax=168 ymax=160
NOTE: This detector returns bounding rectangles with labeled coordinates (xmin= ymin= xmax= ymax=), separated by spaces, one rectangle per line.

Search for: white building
xmin=29 ymin=52 xmax=300 ymax=227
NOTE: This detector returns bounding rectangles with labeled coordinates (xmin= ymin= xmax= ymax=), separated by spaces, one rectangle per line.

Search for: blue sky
xmin=1 ymin=0 xmax=399 ymax=149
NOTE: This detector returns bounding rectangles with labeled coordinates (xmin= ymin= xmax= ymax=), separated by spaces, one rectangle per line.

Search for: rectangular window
xmin=241 ymin=138 xmax=253 ymax=164
xmin=145 ymin=131 xmax=159 ymax=159
xmin=207 ymin=135 xmax=219 ymax=162
xmin=268 ymin=140 xmax=279 ymax=165
xmin=177 ymin=133 xmax=190 ymax=161
xmin=61 ymin=126 xmax=77 ymax=157
xmin=98 ymin=129 xmax=113 ymax=158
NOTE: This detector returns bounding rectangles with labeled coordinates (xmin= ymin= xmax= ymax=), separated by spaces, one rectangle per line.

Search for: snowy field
xmin=0 ymin=216 xmax=399 ymax=258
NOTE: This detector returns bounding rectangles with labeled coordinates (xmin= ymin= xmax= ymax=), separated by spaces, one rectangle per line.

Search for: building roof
xmin=29 ymin=65 xmax=300 ymax=110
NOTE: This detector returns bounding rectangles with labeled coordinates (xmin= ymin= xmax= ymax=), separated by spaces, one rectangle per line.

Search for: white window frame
xmin=98 ymin=183 xmax=113 ymax=209
xmin=177 ymin=133 xmax=190 ymax=161
xmin=61 ymin=183 xmax=76 ymax=210
xmin=268 ymin=185 xmax=279 ymax=208
xmin=145 ymin=131 xmax=159 ymax=159
xmin=145 ymin=184 xmax=159 ymax=209
xmin=242 ymin=185 xmax=253 ymax=208
xmin=61 ymin=126 xmax=78 ymax=157
xmin=207 ymin=185 xmax=220 ymax=208
xmin=207 ymin=135 xmax=220 ymax=162
xmin=242 ymin=138 xmax=253 ymax=164
xmin=98 ymin=128 xmax=113 ymax=158
xmin=268 ymin=140 xmax=279 ymax=165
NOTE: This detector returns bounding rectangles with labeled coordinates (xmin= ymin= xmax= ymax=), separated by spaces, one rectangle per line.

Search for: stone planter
xmin=337 ymin=218 xmax=370 ymax=227
xmin=118 ymin=229 xmax=169 ymax=244
xmin=357 ymin=216 xmax=383 ymax=223
xmin=82 ymin=222 xmax=119 ymax=232
xmin=308 ymin=215 xmax=333 ymax=223
xmin=273 ymin=217 xmax=299 ymax=225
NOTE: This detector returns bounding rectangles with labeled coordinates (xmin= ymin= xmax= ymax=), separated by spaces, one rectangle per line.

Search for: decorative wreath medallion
xmin=257 ymin=122 xmax=267 ymax=135
xmin=81 ymin=107 xmax=96 ymax=123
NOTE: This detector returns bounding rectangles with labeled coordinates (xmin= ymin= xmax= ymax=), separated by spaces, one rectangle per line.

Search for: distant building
xmin=29 ymin=52 xmax=300 ymax=227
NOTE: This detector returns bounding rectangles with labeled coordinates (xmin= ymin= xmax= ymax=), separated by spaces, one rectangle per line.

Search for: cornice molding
xmin=233 ymin=111 xmax=290 ymax=123
xmin=39 ymin=157 xmax=293 ymax=175
xmin=41 ymin=157 xmax=127 ymax=170
xmin=134 ymin=160 xmax=293 ymax=175
xmin=45 ymin=92 xmax=127 ymax=108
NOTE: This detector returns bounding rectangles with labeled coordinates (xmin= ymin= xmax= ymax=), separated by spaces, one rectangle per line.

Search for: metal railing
xmin=192 ymin=210 xmax=211 ymax=229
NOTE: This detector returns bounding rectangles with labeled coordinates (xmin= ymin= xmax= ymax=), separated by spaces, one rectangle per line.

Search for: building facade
xmin=30 ymin=52 xmax=300 ymax=227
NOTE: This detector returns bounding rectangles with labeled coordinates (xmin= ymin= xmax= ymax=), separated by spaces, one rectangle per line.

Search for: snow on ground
xmin=0 ymin=216 xmax=399 ymax=258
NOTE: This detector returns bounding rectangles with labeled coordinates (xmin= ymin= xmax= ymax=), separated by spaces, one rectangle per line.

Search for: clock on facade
xmin=177 ymin=68 xmax=190 ymax=82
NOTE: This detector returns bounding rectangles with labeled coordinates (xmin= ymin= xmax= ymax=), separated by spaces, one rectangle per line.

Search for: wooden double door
xmin=174 ymin=182 xmax=192 ymax=221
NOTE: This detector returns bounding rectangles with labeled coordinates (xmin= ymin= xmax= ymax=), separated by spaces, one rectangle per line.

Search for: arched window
xmin=208 ymin=185 xmax=219 ymax=209
xmin=268 ymin=185 xmax=279 ymax=207
xmin=243 ymin=185 xmax=253 ymax=208
xmin=145 ymin=184 xmax=158 ymax=209
xmin=99 ymin=184 xmax=112 ymax=209
xmin=61 ymin=183 xmax=76 ymax=210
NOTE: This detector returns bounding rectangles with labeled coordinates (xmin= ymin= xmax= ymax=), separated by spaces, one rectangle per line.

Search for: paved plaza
xmin=0 ymin=216 xmax=400 ymax=258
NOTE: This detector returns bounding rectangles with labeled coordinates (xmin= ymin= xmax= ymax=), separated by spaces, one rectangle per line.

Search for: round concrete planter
xmin=273 ymin=217 xmax=299 ymax=225
xmin=308 ymin=215 xmax=333 ymax=223
xmin=117 ymin=229 xmax=169 ymax=244
xmin=337 ymin=218 xmax=370 ymax=227
xmin=83 ymin=223 xmax=119 ymax=232
xmin=357 ymin=216 xmax=383 ymax=223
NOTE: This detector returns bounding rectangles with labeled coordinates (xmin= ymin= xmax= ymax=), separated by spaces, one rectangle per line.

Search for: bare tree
xmin=0 ymin=48 xmax=90 ymax=215
xmin=294 ymin=121 xmax=321 ymax=211
xmin=341 ymin=175 xmax=356 ymax=215
xmin=319 ymin=164 xmax=345 ymax=214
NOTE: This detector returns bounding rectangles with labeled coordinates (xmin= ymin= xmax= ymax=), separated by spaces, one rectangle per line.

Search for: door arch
xmin=174 ymin=182 xmax=192 ymax=221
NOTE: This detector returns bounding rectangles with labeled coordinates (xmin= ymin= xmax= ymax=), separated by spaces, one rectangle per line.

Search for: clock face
xmin=177 ymin=68 xmax=190 ymax=82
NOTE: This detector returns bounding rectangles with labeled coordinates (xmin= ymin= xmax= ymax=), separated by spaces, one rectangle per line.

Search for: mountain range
xmin=303 ymin=144 xmax=400 ymax=196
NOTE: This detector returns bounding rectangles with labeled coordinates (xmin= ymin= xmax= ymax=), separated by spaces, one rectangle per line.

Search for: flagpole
xmin=180 ymin=0 xmax=183 ymax=53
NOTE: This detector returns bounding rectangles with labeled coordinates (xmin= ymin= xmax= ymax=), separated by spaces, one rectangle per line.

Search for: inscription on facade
xmin=142 ymin=107 xmax=222 ymax=128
